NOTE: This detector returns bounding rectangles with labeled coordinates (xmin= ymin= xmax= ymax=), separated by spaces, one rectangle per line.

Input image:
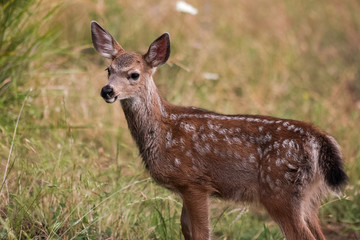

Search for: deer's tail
xmin=318 ymin=135 xmax=348 ymax=192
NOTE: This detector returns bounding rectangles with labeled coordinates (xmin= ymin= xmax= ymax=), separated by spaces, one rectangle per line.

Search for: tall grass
xmin=0 ymin=0 xmax=59 ymax=99
xmin=1 ymin=0 xmax=359 ymax=239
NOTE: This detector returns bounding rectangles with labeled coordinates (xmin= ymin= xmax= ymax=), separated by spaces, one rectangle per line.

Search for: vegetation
xmin=0 ymin=0 xmax=359 ymax=239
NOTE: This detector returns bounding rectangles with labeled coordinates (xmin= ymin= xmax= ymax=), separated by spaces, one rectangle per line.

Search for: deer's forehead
xmin=112 ymin=53 xmax=143 ymax=71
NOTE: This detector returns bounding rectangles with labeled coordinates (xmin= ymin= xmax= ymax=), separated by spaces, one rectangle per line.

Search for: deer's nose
xmin=101 ymin=85 xmax=114 ymax=99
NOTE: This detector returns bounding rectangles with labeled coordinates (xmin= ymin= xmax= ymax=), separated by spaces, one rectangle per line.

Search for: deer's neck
xmin=120 ymin=80 xmax=166 ymax=169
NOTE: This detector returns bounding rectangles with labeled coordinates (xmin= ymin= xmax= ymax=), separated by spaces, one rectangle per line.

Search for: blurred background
xmin=0 ymin=0 xmax=359 ymax=239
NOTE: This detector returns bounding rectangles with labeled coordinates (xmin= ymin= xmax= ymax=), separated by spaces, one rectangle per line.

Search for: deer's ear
xmin=144 ymin=33 xmax=170 ymax=68
xmin=91 ymin=21 xmax=124 ymax=59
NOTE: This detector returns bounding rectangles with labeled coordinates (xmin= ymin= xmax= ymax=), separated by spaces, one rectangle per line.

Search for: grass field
xmin=1 ymin=0 xmax=360 ymax=239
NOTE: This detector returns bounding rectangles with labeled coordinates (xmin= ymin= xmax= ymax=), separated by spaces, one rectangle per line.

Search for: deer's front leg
xmin=181 ymin=188 xmax=210 ymax=240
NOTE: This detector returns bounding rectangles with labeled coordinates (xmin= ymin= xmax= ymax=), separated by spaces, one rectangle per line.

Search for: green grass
xmin=1 ymin=0 xmax=360 ymax=239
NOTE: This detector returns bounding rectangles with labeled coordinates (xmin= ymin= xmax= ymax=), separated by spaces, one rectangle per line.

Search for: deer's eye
xmin=130 ymin=73 xmax=140 ymax=80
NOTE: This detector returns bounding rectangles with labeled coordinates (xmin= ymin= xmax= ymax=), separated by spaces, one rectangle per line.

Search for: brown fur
xmin=91 ymin=21 xmax=348 ymax=240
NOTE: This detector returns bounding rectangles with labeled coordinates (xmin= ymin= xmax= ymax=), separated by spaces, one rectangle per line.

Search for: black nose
xmin=101 ymin=85 xmax=114 ymax=99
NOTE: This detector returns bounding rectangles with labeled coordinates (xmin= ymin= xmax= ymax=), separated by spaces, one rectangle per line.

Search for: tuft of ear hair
xmin=91 ymin=21 xmax=124 ymax=59
xmin=144 ymin=33 xmax=171 ymax=68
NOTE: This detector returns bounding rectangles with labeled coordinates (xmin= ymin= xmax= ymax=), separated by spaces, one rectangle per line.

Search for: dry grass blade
xmin=0 ymin=88 xmax=32 ymax=203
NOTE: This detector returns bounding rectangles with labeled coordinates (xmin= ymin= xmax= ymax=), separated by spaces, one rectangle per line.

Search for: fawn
xmin=91 ymin=21 xmax=348 ymax=240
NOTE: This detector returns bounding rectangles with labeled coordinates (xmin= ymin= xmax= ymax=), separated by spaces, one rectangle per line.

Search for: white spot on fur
xmin=287 ymin=162 xmax=297 ymax=170
xmin=174 ymin=158 xmax=181 ymax=166
xmin=208 ymin=132 xmax=218 ymax=142
xmin=249 ymin=154 xmax=256 ymax=163
xmin=284 ymin=172 xmax=292 ymax=181
xmin=264 ymin=132 xmax=272 ymax=142
xmin=293 ymin=127 xmax=300 ymax=133
xmin=288 ymin=140 xmax=295 ymax=149
xmin=170 ymin=114 xmax=177 ymax=120
xmin=282 ymin=139 xmax=289 ymax=148
xmin=180 ymin=122 xmax=196 ymax=132
xmin=285 ymin=150 xmax=292 ymax=158
xmin=287 ymin=125 xmax=295 ymax=130
xmin=258 ymin=126 xmax=264 ymax=132
xmin=223 ymin=135 xmax=232 ymax=145
xmin=192 ymin=133 xmax=199 ymax=141
xmin=207 ymin=121 xmax=214 ymax=130
xmin=263 ymin=145 xmax=273 ymax=156
xmin=275 ymin=158 xmax=282 ymax=166
xmin=263 ymin=119 xmax=275 ymax=124
xmin=185 ymin=151 xmax=192 ymax=157
xmin=276 ymin=149 xmax=280 ymax=156
xmin=201 ymin=134 xmax=208 ymax=142
xmin=233 ymin=137 xmax=242 ymax=144
xmin=179 ymin=138 xmax=185 ymax=151
xmin=241 ymin=134 xmax=247 ymax=141
xmin=218 ymin=128 xmax=228 ymax=135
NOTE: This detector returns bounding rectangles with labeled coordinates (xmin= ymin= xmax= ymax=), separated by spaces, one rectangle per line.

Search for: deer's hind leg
xmin=263 ymin=198 xmax=316 ymax=240
xmin=303 ymin=196 xmax=326 ymax=240
xmin=305 ymin=214 xmax=326 ymax=240
xmin=260 ymin=182 xmax=316 ymax=240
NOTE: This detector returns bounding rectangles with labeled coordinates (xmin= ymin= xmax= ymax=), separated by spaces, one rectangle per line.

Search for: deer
xmin=90 ymin=21 xmax=348 ymax=240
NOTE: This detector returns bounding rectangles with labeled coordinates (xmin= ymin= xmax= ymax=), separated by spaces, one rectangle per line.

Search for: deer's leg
xmin=181 ymin=204 xmax=192 ymax=240
xmin=303 ymin=200 xmax=326 ymax=240
xmin=269 ymin=208 xmax=315 ymax=240
xmin=262 ymin=198 xmax=316 ymax=240
xmin=305 ymin=214 xmax=326 ymax=240
xmin=181 ymin=188 xmax=210 ymax=240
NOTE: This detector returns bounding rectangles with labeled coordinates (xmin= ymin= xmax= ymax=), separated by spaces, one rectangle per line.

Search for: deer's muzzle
xmin=101 ymin=85 xmax=117 ymax=103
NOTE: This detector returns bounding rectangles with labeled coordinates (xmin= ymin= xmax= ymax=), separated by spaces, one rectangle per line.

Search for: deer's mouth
xmin=104 ymin=96 xmax=117 ymax=103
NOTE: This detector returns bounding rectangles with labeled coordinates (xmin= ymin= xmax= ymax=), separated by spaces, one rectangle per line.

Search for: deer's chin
xmin=104 ymin=96 xmax=117 ymax=103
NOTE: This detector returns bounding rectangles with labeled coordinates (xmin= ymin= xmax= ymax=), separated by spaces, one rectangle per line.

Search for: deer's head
xmin=91 ymin=21 xmax=170 ymax=103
